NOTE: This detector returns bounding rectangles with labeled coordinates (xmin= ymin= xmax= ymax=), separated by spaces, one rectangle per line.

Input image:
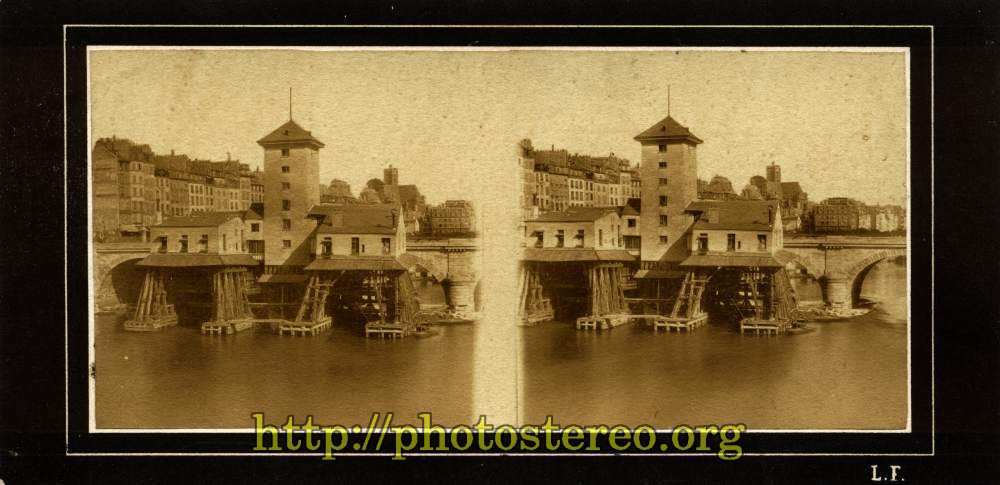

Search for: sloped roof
xmin=680 ymin=253 xmax=782 ymax=268
xmin=528 ymin=206 xmax=619 ymax=223
xmin=308 ymin=203 xmax=398 ymax=235
xmin=521 ymin=248 xmax=635 ymax=262
xmin=137 ymin=253 xmax=258 ymax=267
xmin=619 ymin=205 xmax=640 ymax=216
xmin=685 ymin=200 xmax=779 ymax=231
xmin=257 ymin=120 xmax=325 ymax=148
xmin=243 ymin=203 xmax=264 ymax=221
xmin=156 ymin=211 xmax=243 ymax=228
xmin=305 ymin=256 xmax=406 ymax=272
xmin=634 ymin=115 xmax=703 ymax=144
xmin=533 ymin=149 xmax=570 ymax=167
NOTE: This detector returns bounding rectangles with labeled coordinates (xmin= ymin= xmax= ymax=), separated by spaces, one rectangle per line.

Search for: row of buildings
xmin=94 ymin=134 xmax=477 ymax=242
xmin=694 ymin=167 xmax=904 ymax=234
xmin=518 ymin=139 xmax=641 ymax=219
xmin=92 ymin=137 xmax=264 ymax=241
xmin=810 ymin=198 xmax=905 ymax=233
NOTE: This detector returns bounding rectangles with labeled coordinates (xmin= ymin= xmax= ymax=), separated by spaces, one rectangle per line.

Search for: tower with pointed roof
xmin=635 ymin=114 xmax=703 ymax=264
xmin=258 ymin=117 xmax=325 ymax=267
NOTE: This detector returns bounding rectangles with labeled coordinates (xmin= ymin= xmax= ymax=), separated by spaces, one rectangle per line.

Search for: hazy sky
xmin=90 ymin=48 xmax=908 ymax=205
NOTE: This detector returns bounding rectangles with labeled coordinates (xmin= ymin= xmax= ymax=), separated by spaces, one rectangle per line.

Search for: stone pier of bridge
xmin=400 ymin=236 xmax=480 ymax=312
xmin=775 ymin=235 xmax=907 ymax=309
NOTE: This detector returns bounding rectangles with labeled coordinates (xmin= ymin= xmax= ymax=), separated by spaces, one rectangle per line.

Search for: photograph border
xmin=64 ymin=24 xmax=933 ymax=457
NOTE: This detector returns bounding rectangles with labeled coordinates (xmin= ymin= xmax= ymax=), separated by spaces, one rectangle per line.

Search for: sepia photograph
xmin=514 ymin=49 xmax=910 ymax=430
xmin=7 ymin=12 xmax=1000 ymax=482
xmin=88 ymin=49 xmax=498 ymax=429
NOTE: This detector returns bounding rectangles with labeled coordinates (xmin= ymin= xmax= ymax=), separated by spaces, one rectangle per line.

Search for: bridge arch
xmin=397 ymin=252 xmax=448 ymax=283
xmin=94 ymin=255 xmax=146 ymax=310
xmin=845 ymin=248 xmax=907 ymax=307
xmin=774 ymin=249 xmax=822 ymax=279
xmin=398 ymin=249 xmax=480 ymax=312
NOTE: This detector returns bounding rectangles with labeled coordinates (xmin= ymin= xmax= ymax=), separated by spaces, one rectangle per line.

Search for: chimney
xmin=171 ymin=149 xmax=175 ymax=156
xmin=226 ymin=152 xmax=231 ymax=162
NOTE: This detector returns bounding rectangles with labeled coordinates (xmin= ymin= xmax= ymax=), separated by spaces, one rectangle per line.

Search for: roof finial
xmin=667 ymin=84 xmax=671 ymax=117
xmin=288 ymin=87 xmax=293 ymax=121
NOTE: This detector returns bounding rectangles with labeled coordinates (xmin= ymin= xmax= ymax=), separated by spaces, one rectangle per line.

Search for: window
xmin=157 ymin=236 xmax=167 ymax=253
xmin=532 ymin=231 xmax=544 ymax=248
xmin=555 ymin=229 xmax=564 ymax=248
xmin=659 ymin=235 xmax=668 ymax=245
xmin=349 ymin=237 xmax=361 ymax=255
xmin=282 ymin=199 xmax=291 ymax=211
xmin=281 ymin=148 xmax=290 ymax=157
xmin=758 ymin=234 xmax=768 ymax=251
xmin=381 ymin=237 xmax=391 ymax=255
xmin=658 ymin=161 xmax=668 ymax=169
xmin=282 ymin=182 xmax=291 ymax=190
xmin=222 ymin=234 xmax=227 ymax=251
xmin=575 ymin=229 xmax=585 ymax=248
xmin=658 ymin=144 xmax=667 ymax=153
xmin=697 ymin=233 xmax=709 ymax=252
xmin=199 ymin=234 xmax=209 ymax=253
xmin=598 ymin=229 xmax=604 ymax=246
xmin=659 ymin=215 xmax=669 ymax=226
xmin=321 ymin=237 xmax=332 ymax=256
xmin=282 ymin=219 xmax=292 ymax=231
xmin=627 ymin=218 xmax=636 ymax=228
xmin=659 ymin=195 xmax=668 ymax=206
xmin=251 ymin=223 xmax=260 ymax=232
xmin=727 ymin=233 xmax=736 ymax=252
xmin=281 ymin=166 xmax=290 ymax=173
xmin=658 ymin=178 xmax=668 ymax=186
xmin=282 ymin=239 xmax=292 ymax=249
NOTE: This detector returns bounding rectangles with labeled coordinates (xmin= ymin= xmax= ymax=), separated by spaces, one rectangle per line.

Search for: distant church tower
xmin=383 ymin=164 xmax=399 ymax=186
xmin=635 ymin=114 xmax=703 ymax=264
xmin=257 ymin=115 xmax=324 ymax=268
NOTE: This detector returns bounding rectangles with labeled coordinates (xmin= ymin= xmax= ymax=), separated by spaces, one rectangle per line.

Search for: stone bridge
xmin=775 ymin=235 xmax=907 ymax=308
xmin=400 ymin=236 xmax=481 ymax=311
xmin=93 ymin=242 xmax=154 ymax=311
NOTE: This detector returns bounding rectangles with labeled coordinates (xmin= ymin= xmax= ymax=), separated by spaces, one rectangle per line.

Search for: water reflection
xmin=94 ymin=282 xmax=475 ymax=429
xmin=519 ymin=261 xmax=908 ymax=429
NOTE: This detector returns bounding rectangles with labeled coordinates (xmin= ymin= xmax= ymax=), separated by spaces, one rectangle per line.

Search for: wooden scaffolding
xmin=575 ymin=263 xmax=630 ymax=330
xmin=363 ymin=268 xmax=421 ymax=339
xmin=200 ymin=267 xmax=256 ymax=335
xmin=517 ymin=263 xmax=554 ymax=325
xmin=124 ymin=270 xmax=178 ymax=331
xmin=671 ymin=271 xmax=707 ymax=319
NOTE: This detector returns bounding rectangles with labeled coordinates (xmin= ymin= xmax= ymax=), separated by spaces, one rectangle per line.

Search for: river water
xmin=94 ymin=282 xmax=476 ymax=429
xmin=95 ymin=263 xmax=907 ymax=430
xmin=518 ymin=261 xmax=909 ymax=430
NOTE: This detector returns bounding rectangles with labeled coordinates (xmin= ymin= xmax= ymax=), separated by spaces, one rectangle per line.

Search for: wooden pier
xmin=200 ymin=318 xmax=253 ymax=335
xmin=739 ymin=317 xmax=791 ymax=335
xmin=364 ymin=321 xmax=409 ymax=339
xmin=123 ymin=311 xmax=178 ymax=332
xmin=278 ymin=317 xmax=332 ymax=336
xmin=123 ymin=270 xmax=178 ymax=331
xmin=575 ymin=314 xmax=630 ymax=331
xmin=623 ymin=313 xmax=709 ymax=332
